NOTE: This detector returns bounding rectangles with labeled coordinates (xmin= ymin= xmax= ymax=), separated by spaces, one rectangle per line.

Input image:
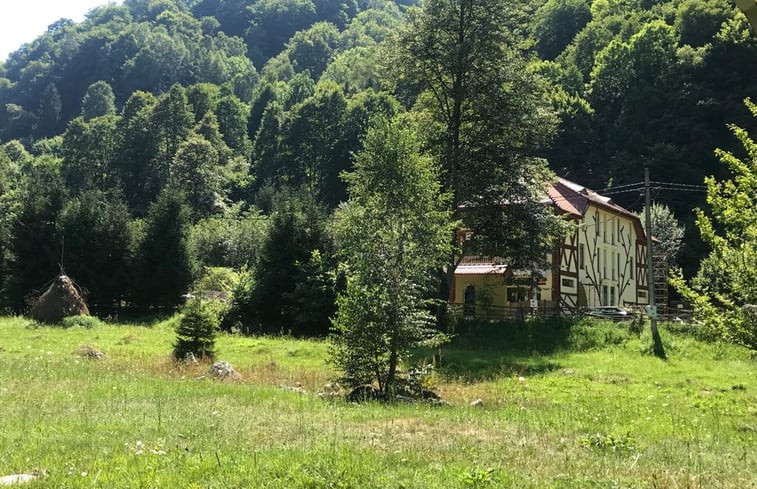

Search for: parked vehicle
xmin=585 ymin=306 xmax=632 ymax=321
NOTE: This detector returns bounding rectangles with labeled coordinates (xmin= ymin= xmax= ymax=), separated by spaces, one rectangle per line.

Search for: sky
xmin=0 ymin=0 xmax=120 ymax=62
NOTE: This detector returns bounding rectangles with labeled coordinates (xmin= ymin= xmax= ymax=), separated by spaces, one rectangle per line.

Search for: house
xmin=450 ymin=177 xmax=650 ymax=317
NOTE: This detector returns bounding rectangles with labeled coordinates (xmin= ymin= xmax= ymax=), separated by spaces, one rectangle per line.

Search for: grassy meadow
xmin=0 ymin=316 xmax=756 ymax=488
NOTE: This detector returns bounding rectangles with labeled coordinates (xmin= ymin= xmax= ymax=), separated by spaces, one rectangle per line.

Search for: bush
xmin=567 ymin=319 xmax=631 ymax=351
xmin=61 ymin=315 xmax=104 ymax=329
xmin=192 ymin=267 xmax=240 ymax=298
xmin=173 ymin=299 xmax=221 ymax=361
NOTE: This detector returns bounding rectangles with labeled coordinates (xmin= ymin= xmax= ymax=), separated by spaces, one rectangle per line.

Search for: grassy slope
xmin=0 ymin=317 xmax=755 ymax=488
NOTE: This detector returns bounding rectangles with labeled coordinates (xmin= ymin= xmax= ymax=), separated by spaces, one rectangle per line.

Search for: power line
xmin=650 ymin=186 xmax=706 ymax=193
xmin=599 ymin=181 xmax=645 ymax=192
xmin=649 ymin=181 xmax=707 ymax=189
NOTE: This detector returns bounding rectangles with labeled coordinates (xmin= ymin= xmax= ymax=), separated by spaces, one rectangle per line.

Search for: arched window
xmin=464 ymin=285 xmax=476 ymax=317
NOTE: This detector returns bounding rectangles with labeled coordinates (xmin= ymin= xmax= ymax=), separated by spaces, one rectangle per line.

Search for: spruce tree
xmin=173 ymin=298 xmax=220 ymax=360
xmin=134 ymin=189 xmax=196 ymax=309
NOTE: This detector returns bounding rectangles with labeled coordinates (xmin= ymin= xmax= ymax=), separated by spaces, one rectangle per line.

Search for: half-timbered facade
xmin=451 ymin=178 xmax=649 ymax=316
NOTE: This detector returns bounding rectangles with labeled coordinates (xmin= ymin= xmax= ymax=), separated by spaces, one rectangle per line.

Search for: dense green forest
xmin=0 ymin=0 xmax=755 ymax=335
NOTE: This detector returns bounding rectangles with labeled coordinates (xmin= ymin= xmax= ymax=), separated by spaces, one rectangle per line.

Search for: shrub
xmin=192 ymin=267 xmax=240 ymax=298
xmin=61 ymin=315 xmax=104 ymax=329
xmin=173 ymin=299 xmax=221 ymax=361
xmin=567 ymin=319 xmax=631 ymax=351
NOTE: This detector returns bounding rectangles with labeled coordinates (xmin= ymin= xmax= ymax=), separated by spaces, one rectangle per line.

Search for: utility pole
xmin=735 ymin=0 xmax=757 ymax=33
xmin=644 ymin=168 xmax=666 ymax=359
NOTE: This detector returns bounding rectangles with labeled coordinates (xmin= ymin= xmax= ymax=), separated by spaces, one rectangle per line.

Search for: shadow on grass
xmin=98 ymin=310 xmax=177 ymax=327
xmin=413 ymin=317 xmax=633 ymax=382
xmin=417 ymin=349 xmax=563 ymax=382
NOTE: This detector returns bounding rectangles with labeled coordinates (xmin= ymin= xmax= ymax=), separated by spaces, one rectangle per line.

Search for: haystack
xmin=30 ymin=274 xmax=89 ymax=323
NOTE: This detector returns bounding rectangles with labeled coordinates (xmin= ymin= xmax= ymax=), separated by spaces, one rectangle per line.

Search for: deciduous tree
xmin=671 ymin=99 xmax=757 ymax=346
xmin=330 ymin=117 xmax=452 ymax=394
xmin=395 ymin=0 xmax=562 ymax=292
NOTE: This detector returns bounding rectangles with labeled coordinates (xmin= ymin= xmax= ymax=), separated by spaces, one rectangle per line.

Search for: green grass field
xmin=0 ymin=316 xmax=756 ymax=488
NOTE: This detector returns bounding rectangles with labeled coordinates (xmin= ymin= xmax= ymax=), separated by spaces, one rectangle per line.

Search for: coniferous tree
xmin=36 ymin=83 xmax=63 ymax=138
xmin=134 ymin=188 xmax=196 ymax=309
xmin=4 ymin=157 xmax=66 ymax=310
xmin=173 ymin=298 xmax=220 ymax=360
xmin=59 ymin=190 xmax=134 ymax=311
xmin=229 ymin=188 xmax=332 ymax=333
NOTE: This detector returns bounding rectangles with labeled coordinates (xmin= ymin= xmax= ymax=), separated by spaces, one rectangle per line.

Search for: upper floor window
xmin=611 ymin=218 xmax=616 ymax=245
xmin=594 ymin=212 xmax=600 ymax=237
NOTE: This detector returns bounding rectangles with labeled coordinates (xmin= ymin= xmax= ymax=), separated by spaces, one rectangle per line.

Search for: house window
xmin=638 ymin=290 xmax=647 ymax=299
xmin=611 ymin=251 xmax=616 ymax=280
xmin=611 ymin=218 xmax=616 ymax=244
xmin=594 ymin=212 xmax=600 ymax=236
xmin=603 ymin=249 xmax=608 ymax=277
xmin=630 ymin=257 xmax=634 ymax=280
xmin=506 ymin=287 xmax=528 ymax=303
xmin=562 ymin=277 xmax=575 ymax=288
xmin=579 ymin=244 xmax=585 ymax=270
xmin=602 ymin=285 xmax=609 ymax=306
xmin=610 ymin=286 xmax=616 ymax=306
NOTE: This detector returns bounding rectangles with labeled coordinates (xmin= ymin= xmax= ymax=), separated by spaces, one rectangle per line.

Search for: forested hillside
xmin=0 ymin=0 xmax=755 ymax=330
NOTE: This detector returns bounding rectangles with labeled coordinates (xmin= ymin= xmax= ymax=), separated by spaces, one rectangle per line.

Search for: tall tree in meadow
xmin=331 ymin=117 xmax=452 ymax=395
xmin=395 ymin=0 xmax=563 ymax=291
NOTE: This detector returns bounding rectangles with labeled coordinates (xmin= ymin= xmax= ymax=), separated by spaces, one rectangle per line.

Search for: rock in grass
xmin=75 ymin=345 xmax=104 ymax=360
xmin=318 ymin=383 xmax=343 ymax=399
xmin=208 ymin=361 xmax=240 ymax=380
xmin=280 ymin=385 xmax=307 ymax=394
xmin=470 ymin=398 xmax=484 ymax=407
xmin=0 ymin=473 xmax=38 ymax=485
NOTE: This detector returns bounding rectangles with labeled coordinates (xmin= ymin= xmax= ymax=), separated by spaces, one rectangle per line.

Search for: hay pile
xmin=30 ymin=274 xmax=89 ymax=323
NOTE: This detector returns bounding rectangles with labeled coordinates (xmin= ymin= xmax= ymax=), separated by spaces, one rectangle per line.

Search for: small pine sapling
xmin=173 ymin=298 xmax=221 ymax=361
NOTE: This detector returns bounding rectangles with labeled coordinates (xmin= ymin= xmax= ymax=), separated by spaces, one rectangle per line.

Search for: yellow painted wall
xmin=453 ymin=273 xmax=552 ymax=308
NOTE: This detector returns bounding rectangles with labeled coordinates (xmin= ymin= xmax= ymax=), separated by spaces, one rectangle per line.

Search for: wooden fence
xmin=448 ymin=301 xmax=561 ymax=322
